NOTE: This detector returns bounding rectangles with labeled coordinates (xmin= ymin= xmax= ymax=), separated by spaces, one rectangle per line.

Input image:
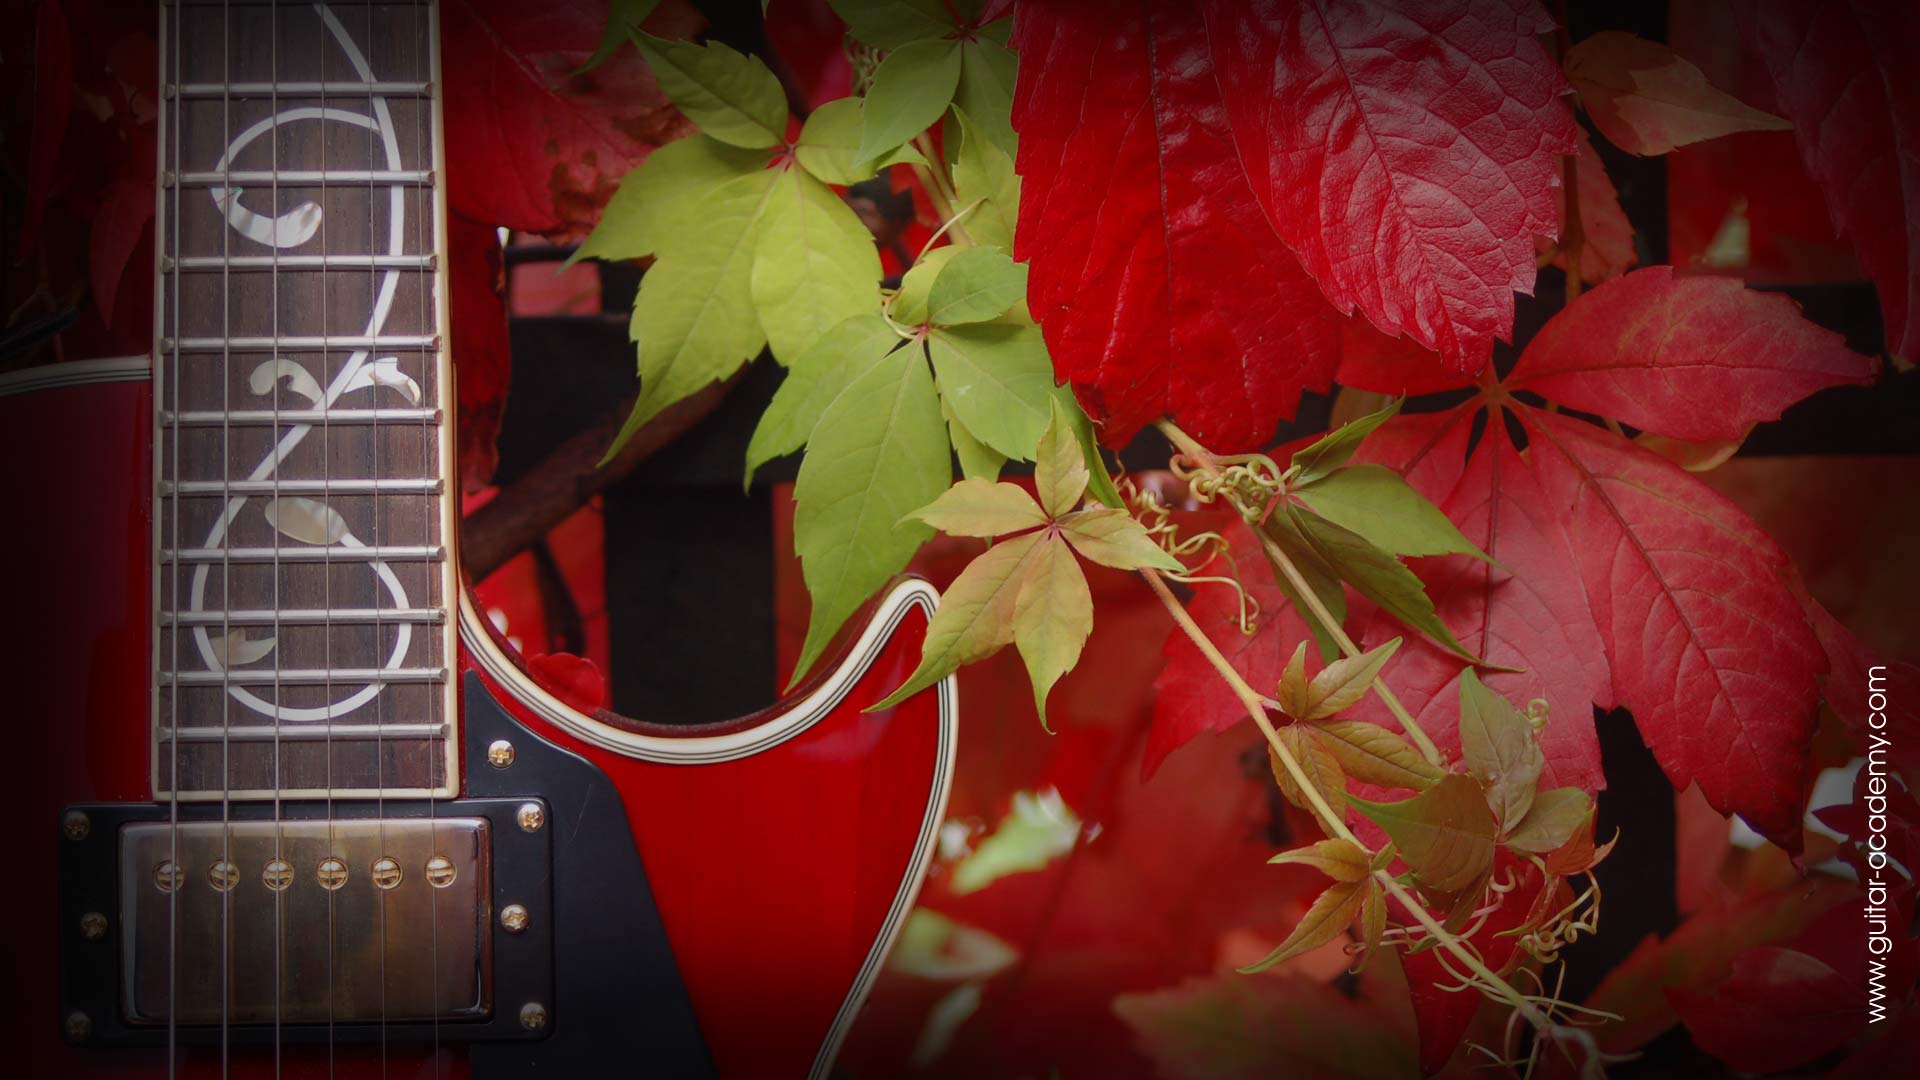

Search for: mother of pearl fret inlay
xmin=155 ymin=0 xmax=457 ymax=799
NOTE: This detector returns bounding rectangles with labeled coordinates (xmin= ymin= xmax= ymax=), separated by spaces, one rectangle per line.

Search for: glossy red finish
xmin=12 ymin=371 xmax=947 ymax=1077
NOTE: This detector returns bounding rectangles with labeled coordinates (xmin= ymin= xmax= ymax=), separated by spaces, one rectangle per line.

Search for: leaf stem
xmin=1153 ymin=418 xmax=1446 ymax=767
xmin=909 ymin=133 xmax=971 ymax=246
xmin=1140 ymin=567 xmax=1553 ymax=1035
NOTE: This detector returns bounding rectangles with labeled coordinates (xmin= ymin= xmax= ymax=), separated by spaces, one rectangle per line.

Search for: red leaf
xmin=1354 ymin=418 xmax=1611 ymax=795
xmin=1010 ymin=1 xmax=1340 ymax=451
xmin=441 ymin=0 xmax=701 ymax=239
xmin=1147 ymin=520 xmax=1311 ymax=779
xmin=1521 ymin=408 xmax=1824 ymax=851
xmin=1733 ymin=0 xmax=1920 ymax=360
xmin=525 ymin=651 xmax=608 ymax=714
xmin=1670 ymin=947 xmax=1865 ymax=1072
xmin=448 ymin=211 xmax=511 ymax=491
xmin=1544 ymin=126 xmax=1637 ymax=285
xmin=1507 ymin=266 xmax=1877 ymax=442
xmin=18 ymin=0 xmax=72 ymax=262
xmin=88 ymin=176 xmax=152 ymax=325
xmin=1206 ymin=0 xmax=1576 ymax=373
xmin=1333 ymin=318 xmax=1474 ymax=399
xmin=1801 ymin=594 xmax=1920 ymax=772
xmin=1399 ymin=855 xmax=1550 ymax=1073
xmin=1347 ymin=408 xmax=1475 ymax=505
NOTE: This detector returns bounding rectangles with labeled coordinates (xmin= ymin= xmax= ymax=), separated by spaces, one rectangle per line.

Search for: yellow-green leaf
xmin=1239 ymin=880 xmax=1366 ymax=974
xmin=951 ymin=106 xmax=1019 ymax=250
xmin=857 ymin=39 xmax=962 ymax=164
xmin=828 ymin=0 xmax=957 ymax=50
xmin=926 ymin=322 xmax=1056 ymax=461
xmin=1258 ymin=513 xmax=1347 ymax=663
xmin=1058 ymin=509 xmax=1183 ymax=572
xmin=1315 ymin=721 xmax=1444 ymax=792
xmin=927 ymin=246 xmax=1027 ymax=326
xmin=573 ymin=134 xmax=771 ymax=265
xmin=1296 ymin=465 xmax=1491 ymax=562
xmin=751 ymin=166 xmax=884 ymax=364
xmin=871 ymin=531 xmax=1048 ymax=710
xmin=1458 ymin=669 xmax=1545 ymax=829
xmin=1506 ymin=787 xmax=1594 ymax=854
xmin=579 ymin=0 xmax=660 ymax=73
xmin=1034 ymin=400 xmax=1087 ymax=518
xmin=1267 ymin=837 xmax=1371 ymax=883
xmin=1012 ymin=534 xmax=1094 ymax=727
xmin=905 ymin=478 xmax=1046 ymax=537
xmin=953 ymin=38 xmax=1018 ymax=154
xmin=892 ymin=246 xmax=964 ymax=327
xmin=1301 ymin=637 xmax=1401 ymax=720
xmin=1290 ymin=398 xmax=1402 ymax=486
xmin=950 ymin=787 xmax=1082 ymax=895
xmin=743 ymin=313 xmax=901 ymax=486
xmin=943 ymin=395 xmax=1007 ymax=481
xmin=632 ymin=32 xmax=787 ymax=149
xmin=794 ymin=97 xmax=930 ymax=186
xmin=1350 ymin=775 xmax=1497 ymax=893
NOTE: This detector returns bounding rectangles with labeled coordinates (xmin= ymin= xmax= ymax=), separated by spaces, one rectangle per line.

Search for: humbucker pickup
xmin=59 ymin=800 xmax=554 ymax=1046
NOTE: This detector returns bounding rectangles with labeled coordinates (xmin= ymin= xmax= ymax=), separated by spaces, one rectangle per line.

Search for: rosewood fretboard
xmin=154 ymin=0 xmax=458 ymax=799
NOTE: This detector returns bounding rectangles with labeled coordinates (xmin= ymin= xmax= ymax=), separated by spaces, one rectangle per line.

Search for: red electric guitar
xmin=10 ymin=2 xmax=955 ymax=1076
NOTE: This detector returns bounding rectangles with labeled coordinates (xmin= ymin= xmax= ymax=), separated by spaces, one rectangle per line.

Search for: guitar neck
xmin=153 ymin=0 xmax=460 ymax=801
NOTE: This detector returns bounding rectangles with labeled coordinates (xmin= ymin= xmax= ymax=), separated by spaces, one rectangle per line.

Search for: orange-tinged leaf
xmin=1034 ymin=400 xmax=1089 ymax=517
xmin=906 ymin=478 xmax=1047 ymax=537
xmin=1315 ymin=721 xmax=1444 ymax=792
xmin=1239 ymin=879 xmax=1366 ymax=974
xmin=1301 ymin=637 xmax=1401 ymax=720
xmin=1351 ymin=775 xmax=1496 ymax=893
xmin=1012 ymin=534 xmax=1094 ymax=727
xmin=871 ymin=531 xmax=1045 ymax=710
xmin=1058 ymin=508 xmax=1184 ymax=572
xmin=1269 ymin=727 xmax=1347 ymax=833
xmin=1357 ymin=880 xmax=1387 ymax=971
xmin=1505 ymin=786 xmax=1593 ymax=854
xmin=1566 ymin=31 xmax=1790 ymax=157
xmin=1266 ymin=837 xmax=1371 ymax=883
xmin=1277 ymin=639 xmax=1311 ymax=719
xmin=1457 ymin=669 xmax=1544 ymax=829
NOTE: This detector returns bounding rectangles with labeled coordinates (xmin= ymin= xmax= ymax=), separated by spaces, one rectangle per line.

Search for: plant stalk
xmin=909 ymin=133 xmax=971 ymax=247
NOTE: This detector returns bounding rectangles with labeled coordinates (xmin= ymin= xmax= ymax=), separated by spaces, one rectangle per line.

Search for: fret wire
xmin=175 ymin=80 xmax=431 ymax=98
xmin=163 ymin=608 xmax=445 ymax=626
xmin=162 ymin=478 xmax=443 ymax=494
xmin=165 ymin=334 xmax=438 ymax=350
xmin=172 ymin=254 xmax=435 ymax=270
xmin=164 ymin=407 xmax=442 ymax=425
xmin=160 ymin=668 xmax=447 ymax=686
xmin=161 ymin=545 xmax=444 ymax=563
xmin=175 ymin=168 xmax=432 ymax=185
xmin=165 ymin=723 xmax=448 ymax=742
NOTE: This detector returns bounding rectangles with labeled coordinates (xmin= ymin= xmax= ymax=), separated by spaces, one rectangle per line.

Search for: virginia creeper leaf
xmin=1115 ymin=973 xmax=1418 ymax=1079
xmin=1504 ymin=786 xmax=1592 ymax=853
xmin=1351 ymin=774 xmax=1497 ymax=893
xmin=950 ymin=106 xmax=1019 ymax=250
xmin=1277 ymin=640 xmax=1310 ymax=719
xmin=1506 ymin=266 xmax=1877 ymax=442
xmin=1259 ymin=510 xmax=1349 ymax=664
xmin=953 ymin=37 xmax=1019 ymax=154
xmin=1034 ymin=401 xmax=1088 ymax=517
xmin=1295 ymin=464 xmax=1491 ymax=562
xmin=949 ymin=787 xmax=1083 ymax=896
xmin=1458 ymin=668 xmax=1545 ymax=830
xmin=1546 ymin=126 xmax=1638 ymax=284
xmin=1267 ymin=837 xmax=1370 ymax=883
xmin=751 ymin=166 xmax=885 ymax=364
xmin=632 ymin=31 xmax=788 ymax=150
xmin=1239 ymin=880 xmax=1365 ymax=974
xmin=1734 ymin=0 xmax=1920 ymax=360
xmin=1285 ymin=505 xmax=1478 ymax=663
xmin=904 ymin=478 xmax=1047 ymax=537
xmin=1565 ymin=31 xmax=1790 ymax=157
xmin=942 ymin=396 xmax=1007 ymax=481
xmin=744 ymin=313 xmax=901 ymax=486
xmin=1053 ymin=387 xmax=1125 ymax=510
xmin=1522 ymin=408 xmax=1824 ymax=849
xmin=580 ymin=0 xmax=661 ymax=73
xmin=794 ymin=97 xmax=929 ymax=186
xmin=926 ymin=322 xmax=1057 ymax=461
xmin=1671 ymin=947 xmax=1867 ymax=1074
xmin=1012 ymin=534 xmax=1095 ymax=726
xmin=573 ymin=134 xmax=772 ymax=265
xmin=892 ymin=246 xmax=964 ymax=326
xmin=1011 ymin=1 xmax=1340 ymax=450
xmin=1290 ymin=398 xmax=1402 ymax=487
xmin=926 ymin=246 xmax=1028 ymax=326
xmin=1269 ymin=727 xmax=1348 ymax=832
xmin=829 ymin=0 xmax=959 ymax=50
xmin=607 ymin=167 xmax=779 ymax=461
xmin=857 ymin=39 xmax=963 ymax=164
xmin=1316 ymin=721 xmax=1444 ymax=792
xmin=1206 ymin=0 xmax=1577 ymax=373
xmin=1300 ymin=637 xmax=1402 ymax=721
xmin=791 ymin=347 xmax=950 ymax=682
xmin=871 ymin=532 xmax=1047 ymax=709
xmin=1358 ymin=881 xmax=1387 ymax=970
xmin=1058 ymin=509 xmax=1184 ymax=573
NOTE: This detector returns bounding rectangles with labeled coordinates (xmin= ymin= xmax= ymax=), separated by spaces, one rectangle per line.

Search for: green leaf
xmin=1315 ymin=721 xmax=1445 ymax=792
xmin=951 ymin=107 xmax=1020 ymax=250
xmin=927 ymin=246 xmax=1027 ymax=326
xmin=871 ymin=531 xmax=1048 ymax=709
xmin=1058 ymin=509 xmax=1183 ymax=572
xmin=1506 ymin=787 xmax=1593 ymax=854
xmin=1300 ymin=637 xmax=1402 ymax=720
xmin=1239 ymin=879 xmax=1365 ymax=973
xmin=953 ymin=38 xmax=1019 ymax=153
xmin=1051 ymin=387 xmax=1123 ymax=509
xmin=743 ymin=313 xmax=901 ymax=487
xmin=751 ymin=166 xmax=884 ymax=364
xmin=794 ymin=97 xmax=930 ymax=186
xmin=892 ymin=246 xmax=964 ymax=327
xmin=1284 ymin=505 xmax=1480 ymax=663
xmin=926 ymin=322 xmax=1056 ymax=461
xmin=1033 ymin=399 xmax=1088 ymax=517
xmin=1457 ymin=669 xmax=1545 ymax=830
xmin=1296 ymin=465 xmax=1491 ymax=561
xmin=791 ymin=346 xmax=951 ymax=683
xmin=1350 ymin=774 xmax=1497 ymax=893
xmin=1266 ymin=837 xmax=1371 ymax=883
xmin=950 ymin=787 xmax=1082 ymax=895
xmin=1269 ymin=727 xmax=1348 ymax=833
xmin=942 ymin=396 xmax=1007 ymax=481
xmin=578 ymin=0 xmax=660 ymax=73
xmin=1013 ymin=534 xmax=1094 ymax=727
xmin=857 ymin=39 xmax=963 ymax=164
xmin=575 ymin=135 xmax=772 ymax=266
xmin=1290 ymin=398 xmax=1403 ymax=486
xmin=632 ymin=32 xmax=788 ymax=150
xmin=828 ymin=0 xmax=958 ymax=49
xmin=905 ymin=478 xmax=1046 ymax=537
xmin=1258 ymin=514 xmax=1348 ymax=663
xmin=604 ymin=168 xmax=780 ymax=463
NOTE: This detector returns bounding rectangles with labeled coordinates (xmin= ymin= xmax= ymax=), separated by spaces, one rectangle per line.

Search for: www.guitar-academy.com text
xmin=1862 ymin=666 xmax=1899 ymax=1023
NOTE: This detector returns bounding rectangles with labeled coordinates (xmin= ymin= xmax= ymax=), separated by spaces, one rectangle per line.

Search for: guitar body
xmin=11 ymin=3 xmax=954 ymax=1073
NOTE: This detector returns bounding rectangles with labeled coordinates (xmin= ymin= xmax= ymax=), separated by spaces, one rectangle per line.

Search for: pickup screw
xmin=371 ymin=856 xmax=403 ymax=890
xmin=317 ymin=857 xmax=349 ymax=890
xmin=208 ymin=860 xmax=239 ymax=892
xmin=263 ymin=859 xmax=294 ymax=891
xmin=79 ymin=912 xmax=108 ymax=942
xmin=425 ymin=855 xmax=457 ymax=888
xmin=65 ymin=1011 xmax=92 ymax=1043
xmin=519 ymin=1001 xmax=548 ymax=1031
xmin=500 ymin=904 xmax=530 ymax=933
xmin=154 ymin=861 xmax=183 ymax=893
xmin=516 ymin=802 xmax=545 ymax=833
xmin=62 ymin=810 xmax=90 ymax=842
xmin=487 ymin=739 xmax=515 ymax=768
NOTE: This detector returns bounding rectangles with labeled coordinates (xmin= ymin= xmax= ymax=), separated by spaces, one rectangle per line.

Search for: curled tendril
xmin=1168 ymin=452 xmax=1291 ymax=525
xmin=1116 ymin=469 xmax=1260 ymax=634
xmin=846 ymin=39 xmax=886 ymax=94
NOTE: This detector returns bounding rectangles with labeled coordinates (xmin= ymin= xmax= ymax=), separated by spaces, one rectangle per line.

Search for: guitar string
xmin=361 ymin=0 xmax=389 ymax=1065
xmin=318 ymin=5 xmax=337 ymax=1069
xmin=166 ymin=0 xmax=182 ymax=1071
xmin=220 ymin=0 xmax=234 ymax=1069
xmin=267 ymin=0 xmax=284 ymax=1071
